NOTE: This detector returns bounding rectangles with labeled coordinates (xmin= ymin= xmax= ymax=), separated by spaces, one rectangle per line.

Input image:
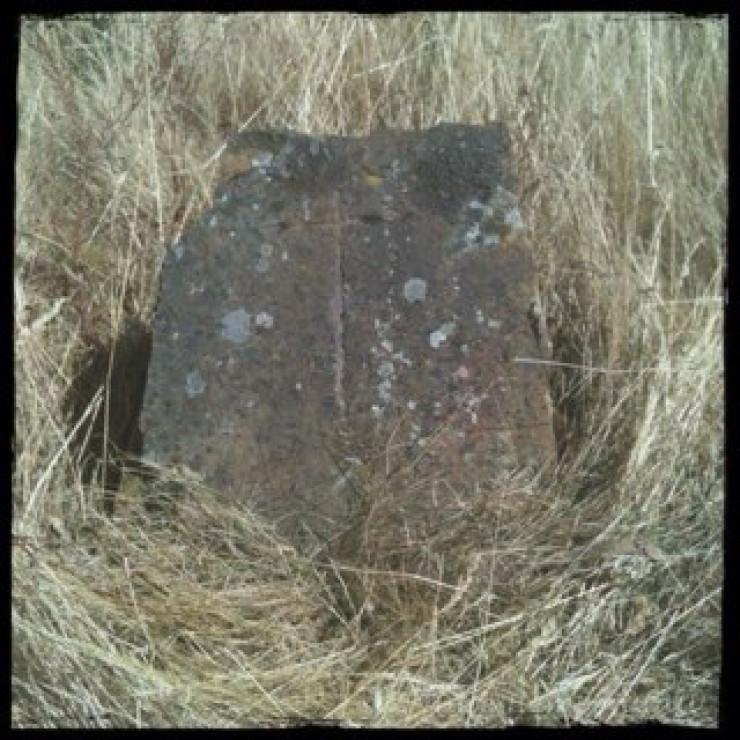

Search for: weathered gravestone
xmin=140 ymin=124 xmax=555 ymax=544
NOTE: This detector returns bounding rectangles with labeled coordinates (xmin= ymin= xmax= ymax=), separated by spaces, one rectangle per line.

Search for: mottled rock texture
xmin=141 ymin=124 xmax=555 ymax=543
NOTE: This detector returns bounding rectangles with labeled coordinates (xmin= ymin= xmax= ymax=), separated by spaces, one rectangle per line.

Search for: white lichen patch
xmin=378 ymin=379 xmax=393 ymax=403
xmin=403 ymin=277 xmax=428 ymax=304
xmin=376 ymin=354 xmax=398 ymax=405
xmin=256 ymin=242 xmax=273 ymax=273
xmin=464 ymin=394 xmax=486 ymax=426
xmin=221 ymin=308 xmax=252 ymax=343
xmin=408 ymin=423 xmax=422 ymax=446
xmin=251 ymin=152 xmax=274 ymax=171
xmin=467 ymin=198 xmax=495 ymax=217
xmin=504 ymin=206 xmax=524 ymax=229
xmin=372 ymin=314 xmax=406 ymax=409
xmin=254 ymin=311 xmax=274 ymax=329
xmin=464 ymin=222 xmax=481 ymax=246
xmin=429 ymin=320 xmax=456 ymax=349
xmin=378 ymin=360 xmax=395 ymax=380
xmin=185 ymin=370 xmax=206 ymax=398
xmin=393 ymin=350 xmax=412 ymax=367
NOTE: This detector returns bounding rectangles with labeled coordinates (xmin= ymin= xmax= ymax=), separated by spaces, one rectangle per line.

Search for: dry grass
xmin=14 ymin=13 xmax=725 ymax=727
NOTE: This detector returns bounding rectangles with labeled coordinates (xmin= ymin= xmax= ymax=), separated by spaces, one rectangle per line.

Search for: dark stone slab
xmin=141 ymin=124 xmax=555 ymax=543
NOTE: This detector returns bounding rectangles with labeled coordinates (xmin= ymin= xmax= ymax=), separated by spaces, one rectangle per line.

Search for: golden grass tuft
xmin=14 ymin=13 xmax=724 ymax=727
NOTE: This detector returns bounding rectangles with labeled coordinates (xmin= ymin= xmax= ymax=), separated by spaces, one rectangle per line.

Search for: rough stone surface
xmin=141 ymin=124 xmax=555 ymax=543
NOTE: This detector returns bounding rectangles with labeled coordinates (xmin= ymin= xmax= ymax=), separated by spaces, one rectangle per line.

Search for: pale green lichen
xmin=221 ymin=308 xmax=251 ymax=343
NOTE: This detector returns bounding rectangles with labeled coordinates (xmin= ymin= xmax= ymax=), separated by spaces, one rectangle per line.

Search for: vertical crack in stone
xmin=332 ymin=190 xmax=346 ymax=420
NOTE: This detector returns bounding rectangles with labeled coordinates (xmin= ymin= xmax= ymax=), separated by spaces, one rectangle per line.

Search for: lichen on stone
xmin=254 ymin=311 xmax=274 ymax=329
xmin=429 ymin=320 xmax=456 ymax=349
xmin=403 ymin=277 xmax=428 ymax=303
xmin=221 ymin=308 xmax=252 ymax=343
xmin=185 ymin=370 xmax=206 ymax=398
